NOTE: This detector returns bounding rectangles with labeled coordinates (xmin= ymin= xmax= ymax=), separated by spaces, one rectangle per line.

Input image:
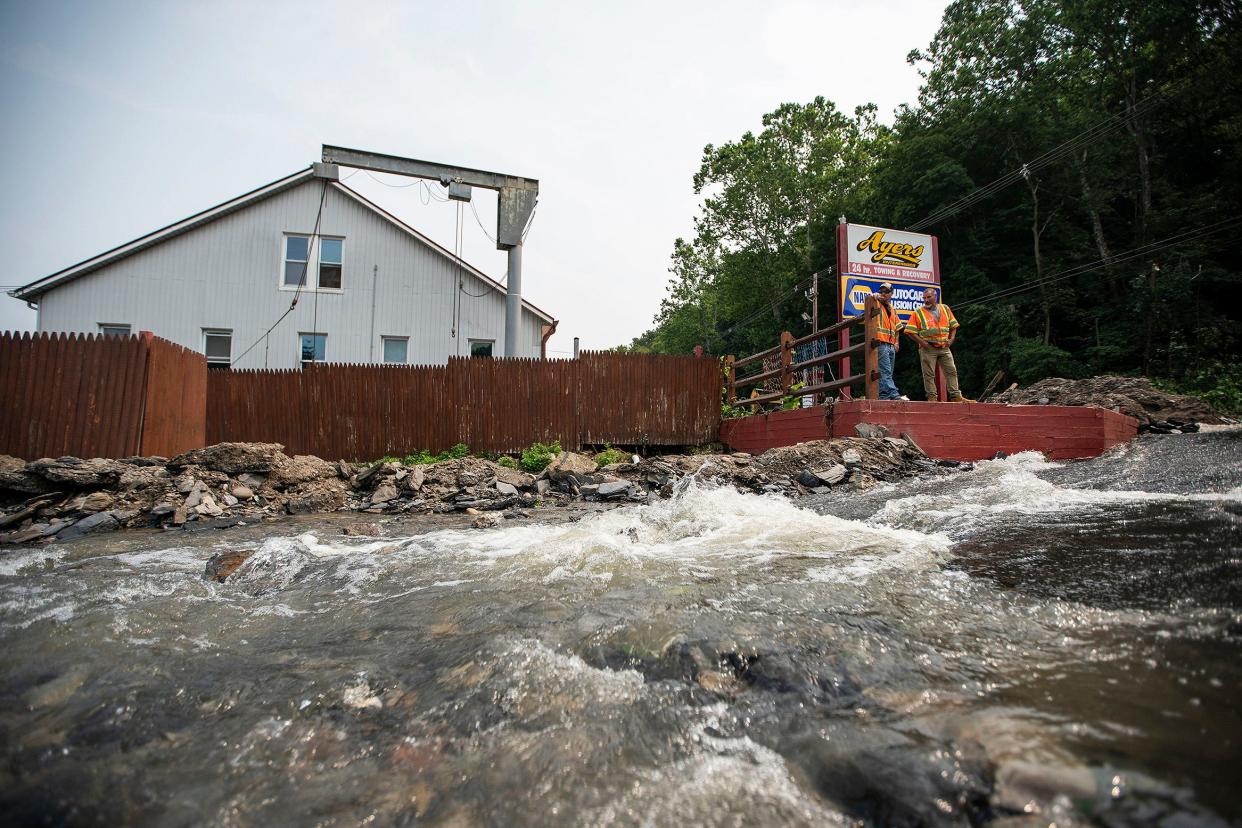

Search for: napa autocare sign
xmin=837 ymin=223 xmax=940 ymax=322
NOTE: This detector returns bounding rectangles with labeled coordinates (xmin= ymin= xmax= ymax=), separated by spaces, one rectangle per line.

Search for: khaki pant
xmin=918 ymin=346 xmax=961 ymax=400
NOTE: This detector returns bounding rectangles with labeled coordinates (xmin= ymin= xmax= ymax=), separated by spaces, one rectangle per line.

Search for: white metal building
xmin=9 ymin=166 xmax=557 ymax=368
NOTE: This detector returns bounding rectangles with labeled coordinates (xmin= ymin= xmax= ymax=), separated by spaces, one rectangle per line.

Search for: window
xmin=319 ymin=238 xmax=343 ymax=289
xmin=203 ymin=329 xmax=232 ymax=370
xmin=299 ymin=333 xmax=326 ymax=366
xmin=99 ymin=324 xmax=130 ymax=337
xmin=469 ymin=339 xmax=494 ymax=358
xmin=283 ymin=236 xmax=309 ymax=287
xmin=282 ymin=234 xmax=343 ymax=290
xmin=382 ymin=336 xmax=408 ymax=364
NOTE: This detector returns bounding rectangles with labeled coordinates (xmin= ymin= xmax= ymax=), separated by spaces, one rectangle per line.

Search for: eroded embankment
xmin=0 ymin=435 xmax=953 ymax=546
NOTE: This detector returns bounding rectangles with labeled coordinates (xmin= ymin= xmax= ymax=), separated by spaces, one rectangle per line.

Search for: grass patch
xmin=593 ymin=445 xmax=628 ymax=466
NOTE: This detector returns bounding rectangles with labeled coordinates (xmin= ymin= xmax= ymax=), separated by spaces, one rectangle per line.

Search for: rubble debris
xmin=992 ymin=376 xmax=1223 ymax=431
xmin=0 ymin=435 xmax=954 ymax=545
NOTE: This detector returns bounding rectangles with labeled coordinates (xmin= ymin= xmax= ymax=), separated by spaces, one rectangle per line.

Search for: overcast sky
xmin=0 ymin=0 xmax=948 ymax=356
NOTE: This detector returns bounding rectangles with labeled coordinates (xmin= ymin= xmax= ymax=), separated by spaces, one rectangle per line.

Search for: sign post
xmin=836 ymin=221 xmax=944 ymax=400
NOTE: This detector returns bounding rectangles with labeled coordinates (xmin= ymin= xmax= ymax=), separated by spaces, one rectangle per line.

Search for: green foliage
xmin=1170 ymin=361 xmax=1242 ymax=416
xmin=519 ymin=441 xmax=562 ymax=473
xmin=1008 ymin=338 xmax=1082 ymax=384
xmin=779 ymin=381 xmax=807 ymax=411
xmin=593 ymin=445 xmax=628 ymax=466
xmin=398 ymin=443 xmax=471 ymax=466
xmin=497 ymin=456 xmax=518 ymax=469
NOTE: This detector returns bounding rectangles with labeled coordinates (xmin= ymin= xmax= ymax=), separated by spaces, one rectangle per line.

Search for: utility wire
xmin=469 ymin=199 xmax=496 ymax=243
xmin=365 ymin=169 xmax=418 ymax=188
xmin=910 ymin=90 xmax=1167 ymax=232
xmin=718 ymin=275 xmax=814 ymax=339
xmin=955 ymin=215 xmax=1242 ymax=310
xmin=233 ymin=178 xmax=330 ymax=367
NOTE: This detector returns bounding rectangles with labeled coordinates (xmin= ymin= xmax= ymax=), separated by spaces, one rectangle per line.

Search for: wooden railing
xmin=725 ymin=294 xmax=880 ymax=407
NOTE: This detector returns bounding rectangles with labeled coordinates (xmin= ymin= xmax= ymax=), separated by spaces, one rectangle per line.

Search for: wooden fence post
xmin=779 ymin=331 xmax=794 ymax=396
xmin=864 ymin=294 xmax=879 ymax=400
xmin=724 ymin=355 xmax=736 ymax=404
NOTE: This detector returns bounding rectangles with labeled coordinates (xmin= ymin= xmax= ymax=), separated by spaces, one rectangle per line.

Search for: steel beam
xmin=323 ymin=144 xmax=540 ymax=357
xmin=321 ymin=145 xmax=537 ymax=248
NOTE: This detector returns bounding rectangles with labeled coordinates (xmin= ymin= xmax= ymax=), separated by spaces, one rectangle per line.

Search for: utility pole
xmin=811 ymin=270 xmax=819 ymax=333
xmin=319 ymin=146 xmax=538 ymax=358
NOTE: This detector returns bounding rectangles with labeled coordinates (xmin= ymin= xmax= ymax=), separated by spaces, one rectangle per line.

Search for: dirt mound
xmin=992 ymin=376 xmax=1222 ymax=429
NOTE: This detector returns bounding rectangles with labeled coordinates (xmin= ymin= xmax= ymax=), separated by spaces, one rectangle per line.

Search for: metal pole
xmin=505 ymin=243 xmax=522 ymax=357
xmin=369 ymin=264 xmax=378 ymax=363
xmin=811 ymin=271 xmax=820 ymax=401
xmin=573 ymin=336 xmax=580 ymax=359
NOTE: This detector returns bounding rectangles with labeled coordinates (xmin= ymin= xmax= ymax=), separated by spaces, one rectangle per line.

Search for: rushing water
xmin=2 ymin=430 xmax=1240 ymax=827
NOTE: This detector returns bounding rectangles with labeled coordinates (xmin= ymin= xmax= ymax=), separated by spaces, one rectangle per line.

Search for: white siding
xmin=36 ymin=180 xmax=549 ymax=367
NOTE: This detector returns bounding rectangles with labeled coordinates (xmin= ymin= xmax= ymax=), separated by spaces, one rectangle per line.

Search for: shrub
xmin=497 ymin=456 xmax=518 ymax=469
xmin=1008 ymin=338 xmax=1082 ymax=384
xmin=594 ymin=445 xmax=628 ymax=466
xmin=520 ymin=440 xmax=562 ymax=473
xmin=401 ymin=443 xmax=471 ymax=465
xmin=1163 ymin=361 xmax=1242 ymax=416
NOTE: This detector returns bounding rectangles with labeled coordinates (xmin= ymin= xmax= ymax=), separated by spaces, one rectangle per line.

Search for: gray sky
xmin=0 ymin=0 xmax=948 ymax=356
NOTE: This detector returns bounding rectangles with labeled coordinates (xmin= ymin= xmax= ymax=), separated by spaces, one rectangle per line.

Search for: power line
xmin=909 ymin=90 xmax=1167 ymax=232
xmin=719 ymin=275 xmax=813 ymax=338
xmin=955 ymin=215 xmax=1242 ymax=310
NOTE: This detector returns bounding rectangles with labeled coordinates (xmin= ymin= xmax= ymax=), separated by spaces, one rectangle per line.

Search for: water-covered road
xmin=2 ymin=430 xmax=1240 ymax=826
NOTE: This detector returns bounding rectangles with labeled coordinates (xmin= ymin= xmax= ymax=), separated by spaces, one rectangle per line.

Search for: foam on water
xmin=200 ymin=482 xmax=952 ymax=600
xmin=0 ymin=545 xmax=68 ymax=576
xmin=874 ymin=451 xmax=1242 ymax=536
xmin=397 ymin=482 xmax=950 ymax=584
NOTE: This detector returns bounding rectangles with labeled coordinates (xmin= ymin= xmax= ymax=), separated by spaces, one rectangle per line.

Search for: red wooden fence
xmin=207 ymin=352 xmax=721 ymax=459
xmin=0 ymin=331 xmax=205 ymax=460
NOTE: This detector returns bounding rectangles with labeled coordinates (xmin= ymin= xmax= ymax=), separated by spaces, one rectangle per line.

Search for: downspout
xmin=368 ymin=264 xmax=378 ymax=363
xmin=541 ymin=320 xmax=558 ymax=359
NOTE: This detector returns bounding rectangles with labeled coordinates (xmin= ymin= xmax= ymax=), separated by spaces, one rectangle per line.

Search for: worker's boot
xmin=949 ymin=394 xmax=976 ymax=403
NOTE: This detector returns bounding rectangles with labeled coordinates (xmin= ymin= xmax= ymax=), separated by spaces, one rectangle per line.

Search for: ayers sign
xmin=837 ymin=222 xmax=940 ymax=321
xmin=842 ymin=223 xmax=937 ymax=283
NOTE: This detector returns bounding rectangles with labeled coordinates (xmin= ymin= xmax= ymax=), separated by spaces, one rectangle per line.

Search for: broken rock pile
xmin=992 ymin=375 xmax=1224 ymax=432
xmin=1 ymin=432 xmax=942 ymax=545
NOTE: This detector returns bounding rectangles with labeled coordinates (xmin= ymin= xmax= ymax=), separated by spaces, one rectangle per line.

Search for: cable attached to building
xmin=232 ymin=177 xmax=330 ymax=368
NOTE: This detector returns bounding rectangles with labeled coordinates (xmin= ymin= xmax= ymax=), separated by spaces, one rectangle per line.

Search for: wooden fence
xmin=0 ymin=331 xmax=206 ymax=460
xmin=207 ymin=352 xmax=720 ymax=459
xmin=725 ymin=294 xmax=879 ymax=407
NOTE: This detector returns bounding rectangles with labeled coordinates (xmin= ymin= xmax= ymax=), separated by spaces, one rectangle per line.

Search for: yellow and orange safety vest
xmin=906 ymin=303 xmax=959 ymax=347
xmin=875 ymin=302 xmax=903 ymax=345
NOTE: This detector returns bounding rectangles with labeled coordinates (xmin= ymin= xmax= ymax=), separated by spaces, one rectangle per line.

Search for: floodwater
xmin=1 ymin=430 xmax=1240 ymax=827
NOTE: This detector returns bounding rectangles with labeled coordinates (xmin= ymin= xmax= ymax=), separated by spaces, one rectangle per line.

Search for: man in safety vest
xmin=905 ymin=287 xmax=973 ymax=402
xmin=873 ymin=283 xmax=908 ymax=400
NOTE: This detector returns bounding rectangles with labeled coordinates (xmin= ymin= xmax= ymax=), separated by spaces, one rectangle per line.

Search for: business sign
xmin=842 ymin=223 xmax=938 ymax=285
xmin=839 ymin=275 xmax=939 ymax=322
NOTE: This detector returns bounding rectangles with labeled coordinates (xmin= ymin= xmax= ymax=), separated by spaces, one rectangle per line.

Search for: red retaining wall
xmin=719 ymin=400 xmax=1139 ymax=461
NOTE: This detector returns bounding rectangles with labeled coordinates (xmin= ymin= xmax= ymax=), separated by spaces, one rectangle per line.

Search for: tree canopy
xmin=624 ymin=0 xmax=1242 ymax=409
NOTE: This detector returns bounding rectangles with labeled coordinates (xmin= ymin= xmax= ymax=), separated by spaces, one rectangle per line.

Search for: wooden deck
xmin=718 ymin=400 xmax=1139 ymax=462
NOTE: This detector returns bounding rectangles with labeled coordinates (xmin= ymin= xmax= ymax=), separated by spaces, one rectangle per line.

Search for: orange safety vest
xmin=908 ymin=303 xmax=959 ymax=347
xmin=875 ymin=302 xmax=902 ymax=345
